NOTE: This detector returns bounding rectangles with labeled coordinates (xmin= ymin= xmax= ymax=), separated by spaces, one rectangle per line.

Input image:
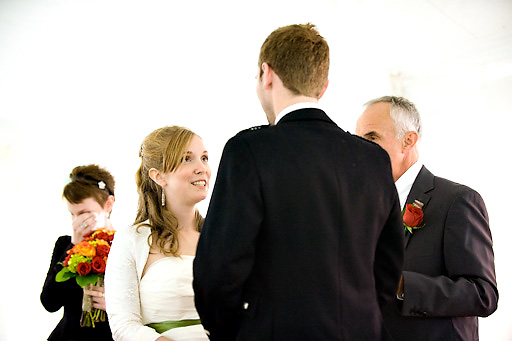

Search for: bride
xmin=105 ymin=126 xmax=211 ymax=341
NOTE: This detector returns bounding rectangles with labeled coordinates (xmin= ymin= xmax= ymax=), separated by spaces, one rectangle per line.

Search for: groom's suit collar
xmin=277 ymin=108 xmax=335 ymax=125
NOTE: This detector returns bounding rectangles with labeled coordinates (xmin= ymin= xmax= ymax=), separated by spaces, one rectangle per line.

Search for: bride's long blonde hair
xmin=134 ymin=126 xmax=204 ymax=256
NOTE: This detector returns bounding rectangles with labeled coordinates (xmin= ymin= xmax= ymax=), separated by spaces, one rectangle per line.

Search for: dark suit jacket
xmin=382 ymin=166 xmax=498 ymax=341
xmin=41 ymin=236 xmax=113 ymax=341
xmin=193 ymin=108 xmax=404 ymax=340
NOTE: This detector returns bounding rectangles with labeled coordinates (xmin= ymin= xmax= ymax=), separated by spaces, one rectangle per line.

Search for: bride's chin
xmin=195 ymin=193 xmax=208 ymax=203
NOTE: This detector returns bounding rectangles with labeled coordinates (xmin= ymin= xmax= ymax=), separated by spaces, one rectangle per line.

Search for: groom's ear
xmin=317 ymin=79 xmax=329 ymax=99
xmin=148 ymin=168 xmax=166 ymax=187
xmin=261 ymin=62 xmax=274 ymax=90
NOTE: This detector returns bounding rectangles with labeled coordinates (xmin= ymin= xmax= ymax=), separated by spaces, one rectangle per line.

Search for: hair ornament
xmin=98 ymin=181 xmax=106 ymax=190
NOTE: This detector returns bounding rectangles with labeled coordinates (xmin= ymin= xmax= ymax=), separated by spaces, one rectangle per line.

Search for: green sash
xmin=146 ymin=319 xmax=201 ymax=333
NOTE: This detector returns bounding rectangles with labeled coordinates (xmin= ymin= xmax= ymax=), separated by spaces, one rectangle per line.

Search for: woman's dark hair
xmin=63 ymin=164 xmax=115 ymax=206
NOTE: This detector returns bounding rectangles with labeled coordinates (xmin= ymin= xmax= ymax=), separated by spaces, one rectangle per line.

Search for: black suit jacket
xmin=41 ymin=236 xmax=113 ymax=341
xmin=382 ymin=166 xmax=498 ymax=340
xmin=193 ymin=108 xmax=404 ymax=340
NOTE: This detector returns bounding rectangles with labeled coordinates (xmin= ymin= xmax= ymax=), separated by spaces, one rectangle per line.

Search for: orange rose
xmin=73 ymin=241 xmax=96 ymax=257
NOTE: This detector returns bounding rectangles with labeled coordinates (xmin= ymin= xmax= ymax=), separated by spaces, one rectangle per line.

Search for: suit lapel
xmin=404 ymin=166 xmax=434 ymax=248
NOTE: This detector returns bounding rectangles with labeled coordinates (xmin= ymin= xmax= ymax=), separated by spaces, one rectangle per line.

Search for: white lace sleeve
xmin=105 ymin=226 xmax=160 ymax=341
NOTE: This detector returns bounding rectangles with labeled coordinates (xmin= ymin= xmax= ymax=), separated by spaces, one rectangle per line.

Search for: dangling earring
xmin=161 ymin=188 xmax=166 ymax=207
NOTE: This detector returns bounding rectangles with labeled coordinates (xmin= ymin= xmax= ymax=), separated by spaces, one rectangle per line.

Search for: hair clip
xmin=98 ymin=181 xmax=106 ymax=190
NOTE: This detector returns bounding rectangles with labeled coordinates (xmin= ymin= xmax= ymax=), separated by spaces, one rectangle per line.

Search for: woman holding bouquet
xmin=105 ymin=126 xmax=210 ymax=341
xmin=41 ymin=164 xmax=116 ymax=341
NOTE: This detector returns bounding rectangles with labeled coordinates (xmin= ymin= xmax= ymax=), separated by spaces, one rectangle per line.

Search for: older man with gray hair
xmin=356 ymin=96 xmax=498 ymax=340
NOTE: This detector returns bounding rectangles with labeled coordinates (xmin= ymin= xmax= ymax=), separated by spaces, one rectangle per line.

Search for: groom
xmin=193 ymin=23 xmax=404 ymax=340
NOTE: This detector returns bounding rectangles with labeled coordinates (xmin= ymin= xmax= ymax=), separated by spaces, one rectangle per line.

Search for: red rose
xmin=91 ymin=256 xmax=106 ymax=274
xmin=76 ymin=262 xmax=92 ymax=276
xmin=96 ymin=244 xmax=110 ymax=258
xmin=403 ymin=204 xmax=424 ymax=227
xmin=95 ymin=232 xmax=110 ymax=242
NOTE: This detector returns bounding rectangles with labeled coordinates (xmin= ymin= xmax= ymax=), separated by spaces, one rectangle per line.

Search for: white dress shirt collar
xmin=395 ymin=160 xmax=423 ymax=210
xmin=274 ymin=102 xmax=322 ymax=125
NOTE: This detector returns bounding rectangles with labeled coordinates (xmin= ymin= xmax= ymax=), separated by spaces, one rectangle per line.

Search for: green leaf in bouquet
xmin=55 ymin=268 xmax=76 ymax=282
xmin=76 ymin=274 xmax=99 ymax=288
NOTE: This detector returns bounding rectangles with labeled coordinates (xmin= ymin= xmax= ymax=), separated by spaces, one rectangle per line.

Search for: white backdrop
xmin=1 ymin=0 xmax=511 ymax=340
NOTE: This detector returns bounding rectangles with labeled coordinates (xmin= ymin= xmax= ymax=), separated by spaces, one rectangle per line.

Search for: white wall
xmin=1 ymin=0 xmax=511 ymax=339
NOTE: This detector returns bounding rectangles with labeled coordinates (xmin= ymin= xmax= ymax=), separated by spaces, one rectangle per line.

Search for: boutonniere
xmin=403 ymin=200 xmax=425 ymax=234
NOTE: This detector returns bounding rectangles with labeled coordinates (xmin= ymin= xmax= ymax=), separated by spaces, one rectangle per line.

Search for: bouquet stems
xmin=80 ymin=277 xmax=106 ymax=327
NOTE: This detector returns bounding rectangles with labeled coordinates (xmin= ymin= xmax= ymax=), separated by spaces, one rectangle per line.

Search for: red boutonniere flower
xmin=403 ymin=200 xmax=425 ymax=234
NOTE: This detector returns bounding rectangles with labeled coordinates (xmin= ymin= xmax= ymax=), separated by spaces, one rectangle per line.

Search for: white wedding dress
xmin=140 ymin=255 xmax=208 ymax=341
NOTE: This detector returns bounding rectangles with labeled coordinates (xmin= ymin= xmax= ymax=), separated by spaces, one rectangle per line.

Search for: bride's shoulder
xmin=113 ymin=221 xmax=151 ymax=241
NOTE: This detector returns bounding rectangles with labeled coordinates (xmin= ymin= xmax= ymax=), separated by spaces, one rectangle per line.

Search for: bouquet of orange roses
xmin=56 ymin=229 xmax=115 ymax=327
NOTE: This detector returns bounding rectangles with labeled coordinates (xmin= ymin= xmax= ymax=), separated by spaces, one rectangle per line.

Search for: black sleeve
xmin=40 ymin=236 xmax=76 ymax=312
xmin=193 ymin=136 xmax=262 ymax=340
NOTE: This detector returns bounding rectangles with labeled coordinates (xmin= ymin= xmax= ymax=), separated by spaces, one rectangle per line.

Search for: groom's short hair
xmin=258 ymin=23 xmax=329 ymax=98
